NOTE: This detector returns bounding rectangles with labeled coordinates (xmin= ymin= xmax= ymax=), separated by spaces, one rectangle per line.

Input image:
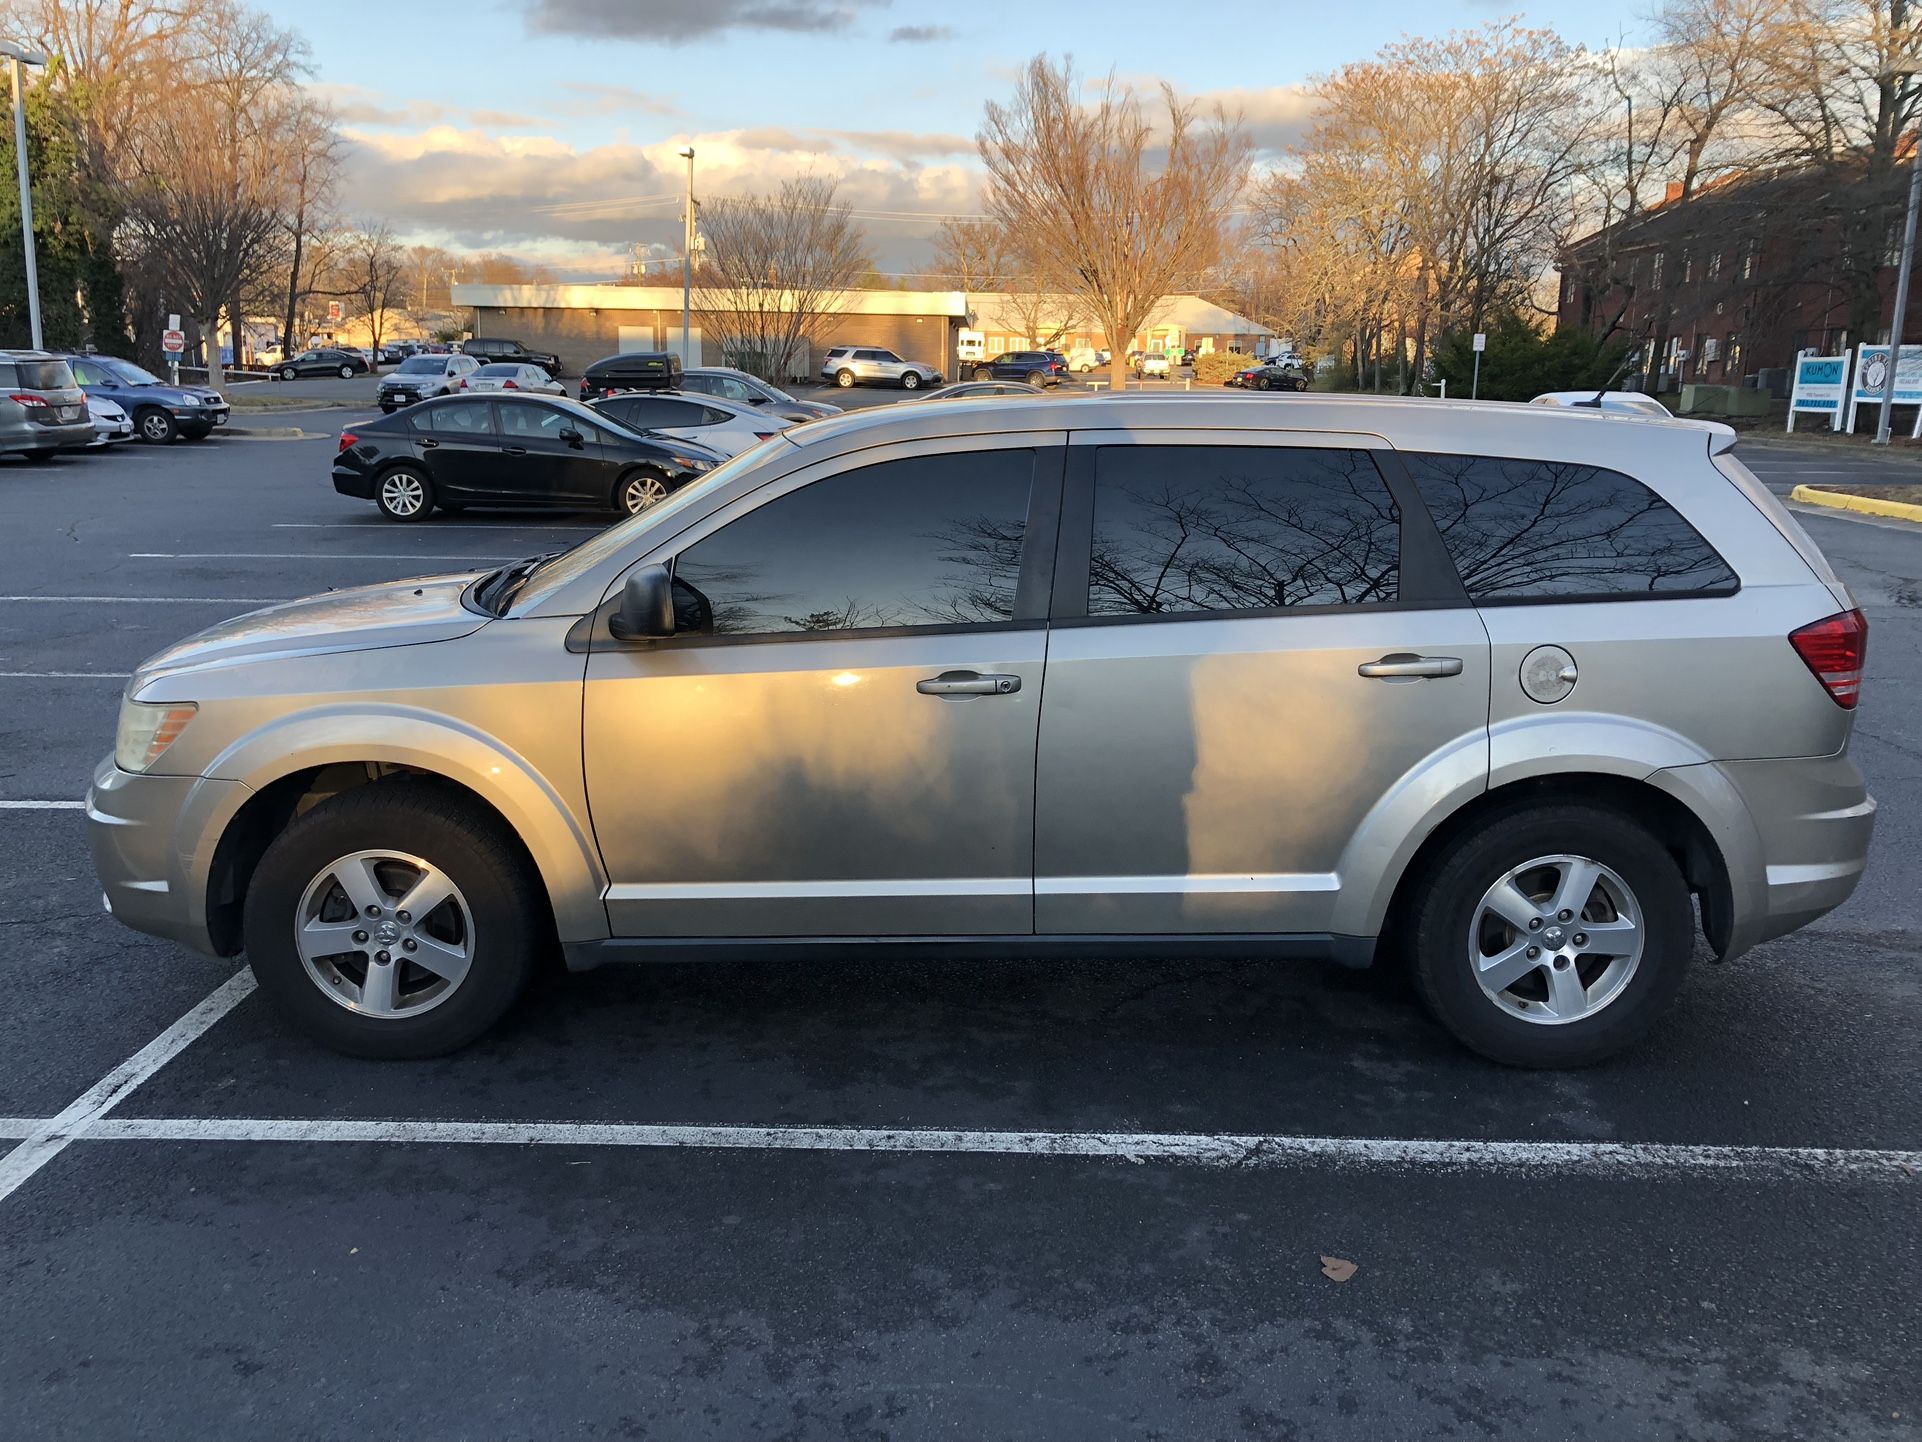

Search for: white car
xmin=1134 ymin=352 xmax=1172 ymax=380
xmin=588 ymin=388 xmax=796 ymax=458
xmin=1531 ymin=390 xmax=1670 ymax=417
xmin=86 ymin=394 xmax=134 ymax=446
xmin=460 ymin=362 xmax=566 ymax=396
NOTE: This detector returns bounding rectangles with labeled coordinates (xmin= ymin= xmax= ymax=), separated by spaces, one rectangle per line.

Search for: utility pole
xmin=2 ymin=43 xmax=48 ymax=350
xmin=1875 ymin=148 xmax=1922 ymax=445
xmin=677 ymin=144 xmax=695 ymax=367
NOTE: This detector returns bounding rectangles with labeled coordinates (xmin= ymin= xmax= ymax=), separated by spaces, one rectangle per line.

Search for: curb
xmin=1789 ymin=484 xmax=1922 ymax=523
xmin=222 ymin=425 xmax=321 ymax=439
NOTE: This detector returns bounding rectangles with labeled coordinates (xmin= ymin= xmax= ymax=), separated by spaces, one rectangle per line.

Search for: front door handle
xmin=503 ymin=444 xmax=527 ymax=455
xmin=916 ymin=670 xmax=1021 ymax=697
xmin=1357 ymin=653 xmax=1463 ymax=680
xmin=418 ymin=437 xmax=439 ymax=450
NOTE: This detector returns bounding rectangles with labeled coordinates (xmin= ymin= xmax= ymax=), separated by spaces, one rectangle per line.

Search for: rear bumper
xmin=332 ymin=465 xmax=375 ymax=499
xmin=1 ymin=419 xmax=96 ymax=451
xmin=88 ymin=755 xmax=251 ymax=958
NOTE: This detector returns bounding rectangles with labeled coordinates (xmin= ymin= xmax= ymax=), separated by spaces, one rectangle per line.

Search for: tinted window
xmin=671 ymin=450 xmax=1034 ymax=637
xmin=16 ymin=360 xmax=73 ymax=388
xmin=419 ymin=401 xmax=495 ymax=437
xmin=475 ymin=364 xmax=520 ymax=377
xmin=1402 ymin=452 xmax=1738 ymax=600
xmin=601 ymin=396 xmax=709 ymax=428
xmin=499 ymin=402 xmax=575 ymax=439
xmin=1087 ymin=445 xmax=1400 ymax=615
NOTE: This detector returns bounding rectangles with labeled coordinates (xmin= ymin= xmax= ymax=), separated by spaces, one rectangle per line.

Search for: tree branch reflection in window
xmin=669 ymin=451 xmax=1033 ymax=637
xmin=1088 ymin=447 xmax=1401 ymax=615
xmin=1403 ymin=453 xmax=1737 ymax=600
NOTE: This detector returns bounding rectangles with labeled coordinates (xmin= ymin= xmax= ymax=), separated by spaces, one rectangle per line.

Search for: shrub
xmin=1433 ymin=308 xmax=1631 ymax=402
xmin=1192 ymin=351 xmax=1237 ymax=386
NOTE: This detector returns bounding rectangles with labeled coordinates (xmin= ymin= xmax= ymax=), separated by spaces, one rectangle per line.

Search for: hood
xmin=132 ymin=571 xmax=490 ymax=688
xmin=123 ymin=381 xmax=221 ymax=406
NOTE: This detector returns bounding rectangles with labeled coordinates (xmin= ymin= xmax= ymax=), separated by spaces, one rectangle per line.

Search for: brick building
xmin=1555 ymin=163 xmax=1921 ymax=391
xmin=449 ymin=283 xmax=1270 ymax=382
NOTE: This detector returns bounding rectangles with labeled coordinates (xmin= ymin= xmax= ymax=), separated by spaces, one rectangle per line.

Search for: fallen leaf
xmin=1320 ymin=1255 xmax=1357 ymax=1283
xmin=349 ymin=1247 xmax=358 ymax=1255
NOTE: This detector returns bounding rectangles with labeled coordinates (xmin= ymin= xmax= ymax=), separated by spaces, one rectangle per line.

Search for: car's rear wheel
xmin=617 ymin=467 xmax=673 ymax=515
xmin=281 ymin=365 xmax=297 ymax=381
xmin=380 ymin=403 xmax=396 ymax=414
xmin=375 ymin=466 xmax=434 ymax=521
xmin=973 ymin=367 xmax=993 ymax=381
xmin=834 ymin=369 xmax=856 ymax=389
xmin=900 ymin=371 xmax=920 ymax=390
xmin=242 ymin=778 xmax=541 ymax=1058
xmin=338 ymin=364 xmax=355 ymax=378
xmin=1407 ymin=803 xmax=1692 ymax=1067
xmin=134 ymin=407 xmax=177 ymax=444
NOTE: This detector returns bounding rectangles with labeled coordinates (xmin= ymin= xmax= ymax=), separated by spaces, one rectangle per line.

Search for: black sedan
xmin=1233 ymin=363 xmax=1309 ymax=392
xmin=332 ymin=393 xmax=725 ymax=522
xmin=279 ymin=348 xmax=371 ymax=380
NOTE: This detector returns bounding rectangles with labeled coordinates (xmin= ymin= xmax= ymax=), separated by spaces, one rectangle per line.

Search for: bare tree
xmin=979 ymin=57 xmax=1252 ymax=391
xmin=694 ymin=175 xmax=869 ymax=382
xmin=276 ymin=99 xmax=341 ymax=358
xmin=930 ymin=217 xmax=1014 ymax=293
xmin=335 ymin=222 xmax=408 ymax=355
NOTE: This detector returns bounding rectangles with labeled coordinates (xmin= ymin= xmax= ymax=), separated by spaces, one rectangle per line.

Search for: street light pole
xmin=677 ymin=144 xmax=695 ymax=368
xmin=1875 ymin=148 xmax=1922 ymax=445
xmin=2 ymin=43 xmax=48 ymax=351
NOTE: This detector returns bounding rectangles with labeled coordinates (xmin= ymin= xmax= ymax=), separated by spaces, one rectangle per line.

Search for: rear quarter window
xmin=1403 ymin=452 xmax=1738 ymax=601
xmin=13 ymin=360 xmax=74 ymax=389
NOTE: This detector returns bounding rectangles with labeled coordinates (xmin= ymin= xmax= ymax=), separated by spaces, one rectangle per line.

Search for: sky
xmin=260 ymin=0 xmax=1651 ymax=282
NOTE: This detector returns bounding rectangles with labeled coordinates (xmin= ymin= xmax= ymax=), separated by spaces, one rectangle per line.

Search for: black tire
xmin=1291 ymin=378 xmax=1308 ymax=392
xmin=242 ymin=778 xmax=542 ymax=1058
xmin=23 ymin=447 xmax=57 ymax=461
xmin=900 ymin=371 xmax=921 ymax=390
xmin=973 ymin=367 xmax=993 ymax=382
xmin=339 ymin=364 xmax=355 ymax=378
xmin=134 ymin=407 xmax=177 ymax=444
xmin=380 ymin=404 xmax=397 ymax=415
xmin=374 ymin=465 xmax=434 ymax=522
xmin=615 ymin=466 xmax=674 ymax=515
xmin=1407 ymin=802 xmax=1693 ymax=1068
xmin=834 ymin=368 xmax=856 ymax=389
xmin=281 ymin=365 xmax=298 ymax=381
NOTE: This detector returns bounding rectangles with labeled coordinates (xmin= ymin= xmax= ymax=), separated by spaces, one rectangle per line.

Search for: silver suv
xmin=377 ymin=353 xmax=479 ymax=411
xmin=90 ymin=396 xmax=1873 ymax=1066
xmin=0 ymin=350 xmax=93 ymax=456
xmin=819 ymin=345 xmax=943 ymax=391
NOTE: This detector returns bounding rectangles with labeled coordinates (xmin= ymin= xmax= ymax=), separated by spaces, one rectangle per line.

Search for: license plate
xmin=211 ymin=412 xmax=226 ymax=425
xmin=57 ymin=405 xmax=80 ymax=420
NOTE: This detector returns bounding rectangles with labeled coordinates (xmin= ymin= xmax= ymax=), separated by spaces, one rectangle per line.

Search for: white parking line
xmin=0 ymin=595 xmax=290 ymax=604
xmin=129 ymin=553 xmax=514 ymax=562
xmin=0 ymin=970 xmax=255 ymax=1204
xmin=271 ymin=523 xmax=598 ymax=531
xmin=0 ymin=800 xmax=85 ymax=809
xmin=16 ymin=1117 xmax=1908 ymax=1179
xmin=0 ymin=671 xmax=127 ymax=679
xmin=0 ymin=1120 xmax=33 ymax=1139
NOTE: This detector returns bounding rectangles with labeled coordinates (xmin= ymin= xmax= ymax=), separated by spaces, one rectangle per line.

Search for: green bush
xmin=1433 ymin=308 xmax=1631 ymax=402
xmin=1192 ymin=351 xmax=1237 ymax=386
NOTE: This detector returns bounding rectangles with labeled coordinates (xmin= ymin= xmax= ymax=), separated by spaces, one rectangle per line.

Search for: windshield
xmin=514 ymin=436 xmax=788 ymax=610
xmin=100 ymin=357 xmax=162 ymax=385
xmin=475 ymin=363 xmax=521 ymax=376
xmin=397 ymin=356 xmax=444 ymax=374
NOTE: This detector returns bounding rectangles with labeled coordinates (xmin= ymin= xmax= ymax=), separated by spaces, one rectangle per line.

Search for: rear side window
xmin=10 ymin=360 xmax=74 ymax=388
xmin=671 ymin=450 xmax=1035 ymax=637
xmin=1087 ymin=445 xmax=1400 ymax=615
xmin=1403 ymin=453 xmax=1738 ymax=601
xmin=415 ymin=401 xmax=495 ymax=437
xmin=601 ymin=396 xmax=710 ymax=428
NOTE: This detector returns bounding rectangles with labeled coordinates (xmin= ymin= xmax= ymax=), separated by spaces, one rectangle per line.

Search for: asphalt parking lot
xmin=0 ymin=411 xmax=1917 ymax=1439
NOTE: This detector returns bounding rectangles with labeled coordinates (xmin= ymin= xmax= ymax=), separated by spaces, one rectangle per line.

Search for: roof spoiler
xmin=1704 ymin=421 xmax=1738 ymax=455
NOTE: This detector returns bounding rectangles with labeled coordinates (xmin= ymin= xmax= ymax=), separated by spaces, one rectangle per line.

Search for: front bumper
xmin=88 ymin=756 xmax=252 ymax=958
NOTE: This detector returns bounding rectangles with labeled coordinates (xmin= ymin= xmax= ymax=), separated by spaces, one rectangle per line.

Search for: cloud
xmin=1194 ymin=85 xmax=1320 ymax=155
xmin=525 ymin=0 xmax=883 ymax=44
xmin=829 ymin=129 xmax=973 ymax=160
xmin=468 ymin=108 xmax=550 ymax=129
xmin=310 ymin=82 xmax=444 ymax=128
xmin=556 ymin=81 xmax=680 ymax=118
xmin=889 ymin=24 xmax=952 ymax=42
xmin=734 ymin=126 xmax=831 ymax=152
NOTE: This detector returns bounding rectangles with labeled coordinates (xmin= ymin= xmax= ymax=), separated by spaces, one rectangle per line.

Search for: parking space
xmin=0 ymin=418 xmax=1918 ymax=1436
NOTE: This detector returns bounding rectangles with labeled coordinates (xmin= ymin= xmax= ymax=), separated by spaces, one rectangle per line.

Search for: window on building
xmin=1742 ymin=239 xmax=1758 ymax=280
xmin=1403 ymin=454 xmax=1739 ymax=601
xmin=1707 ymin=250 xmax=1723 ymax=280
xmin=1726 ymin=335 xmax=1743 ymax=376
xmin=1651 ymin=252 xmax=1666 ymax=290
xmin=669 ymin=450 xmax=1035 ymax=637
xmin=1681 ymin=248 xmax=1694 ymax=284
xmin=1702 ymin=337 xmax=1721 ymax=364
xmin=1085 ymin=445 xmax=1401 ymax=615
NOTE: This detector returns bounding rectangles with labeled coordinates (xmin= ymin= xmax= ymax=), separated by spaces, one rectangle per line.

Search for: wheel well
xmin=204 ymin=763 xmax=556 ymax=957
xmin=1381 ymin=774 xmax=1734 ymax=960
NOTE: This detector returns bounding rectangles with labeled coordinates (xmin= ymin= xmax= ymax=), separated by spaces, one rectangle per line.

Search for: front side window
xmin=1087 ymin=445 xmax=1400 ymax=616
xmin=1403 ymin=452 xmax=1738 ymax=600
xmin=670 ymin=450 xmax=1035 ymax=638
xmin=499 ymin=402 xmax=571 ymax=439
xmin=420 ymin=400 xmax=496 ymax=437
xmin=600 ymin=396 xmax=709 ymax=428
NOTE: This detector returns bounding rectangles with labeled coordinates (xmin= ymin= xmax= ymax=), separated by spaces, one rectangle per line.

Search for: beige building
xmin=449 ymin=282 xmax=1270 ymax=381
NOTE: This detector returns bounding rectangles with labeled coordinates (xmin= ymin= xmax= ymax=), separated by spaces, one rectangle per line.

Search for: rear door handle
xmin=503 ymin=444 xmax=527 ymax=455
xmin=916 ymin=670 xmax=1021 ymax=697
xmin=1357 ymin=653 xmax=1463 ymax=680
xmin=418 ymin=438 xmax=439 ymax=450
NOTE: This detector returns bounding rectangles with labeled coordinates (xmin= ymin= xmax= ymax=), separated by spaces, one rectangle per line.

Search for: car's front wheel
xmin=281 ymin=366 xmax=298 ymax=381
xmin=375 ymin=466 xmax=434 ymax=521
xmin=242 ymin=778 xmax=541 ymax=1058
xmin=338 ymin=364 xmax=355 ymax=378
xmin=1407 ymin=802 xmax=1692 ymax=1068
xmin=900 ymin=371 xmax=921 ymax=390
xmin=134 ymin=407 xmax=177 ymax=443
xmin=834 ymin=369 xmax=856 ymax=389
xmin=616 ymin=467 xmax=673 ymax=515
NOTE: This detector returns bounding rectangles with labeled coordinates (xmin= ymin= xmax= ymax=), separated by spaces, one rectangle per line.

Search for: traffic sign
xmin=161 ymin=329 xmax=185 ymax=355
xmin=327 ymin=300 xmax=342 ymax=321
xmin=1472 ymin=332 xmax=1487 ymax=352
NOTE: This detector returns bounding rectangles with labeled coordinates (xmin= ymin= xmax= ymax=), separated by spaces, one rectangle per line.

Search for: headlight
xmin=667 ymin=454 xmax=715 ymax=472
xmin=115 ymin=698 xmax=197 ymax=773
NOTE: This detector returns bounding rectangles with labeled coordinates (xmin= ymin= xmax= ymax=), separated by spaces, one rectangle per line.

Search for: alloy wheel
xmin=139 ymin=412 xmax=173 ymax=441
xmin=294 ymin=850 xmax=474 ymax=1018
xmin=1467 ymin=853 xmax=1644 ymax=1024
xmin=379 ymin=472 xmax=425 ymax=516
xmin=623 ymin=473 xmax=670 ymax=513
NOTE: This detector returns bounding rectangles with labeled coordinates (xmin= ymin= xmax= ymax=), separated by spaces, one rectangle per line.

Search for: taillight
xmin=457 ymin=378 xmax=468 ymax=389
xmin=753 ymin=431 xmax=776 ymax=440
xmin=1788 ymin=608 xmax=1868 ymax=708
xmin=338 ymin=430 xmax=358 ymax=452
xmin=9 ymin=392 xmax=48 ymax=408
xmin=502 ymin=379 xmax=518 ymax=389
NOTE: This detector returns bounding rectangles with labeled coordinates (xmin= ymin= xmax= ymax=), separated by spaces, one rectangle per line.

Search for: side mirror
xmin=748 ymin=395 xmax=768 ymax=405
xmin=559 ymin=426 xmax=583 ymax=448
xmin=609 ymin=564 xmax=675 ymax=641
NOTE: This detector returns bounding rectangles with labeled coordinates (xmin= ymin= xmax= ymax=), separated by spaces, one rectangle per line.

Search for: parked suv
xmin=66 ymin=354 xmax=230 ymax=442
xmin=377 ymin=353 xmax=479 ymax=411
xmin=972 ymin=351 xmax=1066 ymax=386
xmin=819 ymin=345 xmax=942 ymax=390
xmin=91 ymin=397 xmax=1872 ymax=1067
xmin=460 ymin=337 xmax=565 ymax=376
xmin=0 ymin=351 xmax=93 ymax=457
